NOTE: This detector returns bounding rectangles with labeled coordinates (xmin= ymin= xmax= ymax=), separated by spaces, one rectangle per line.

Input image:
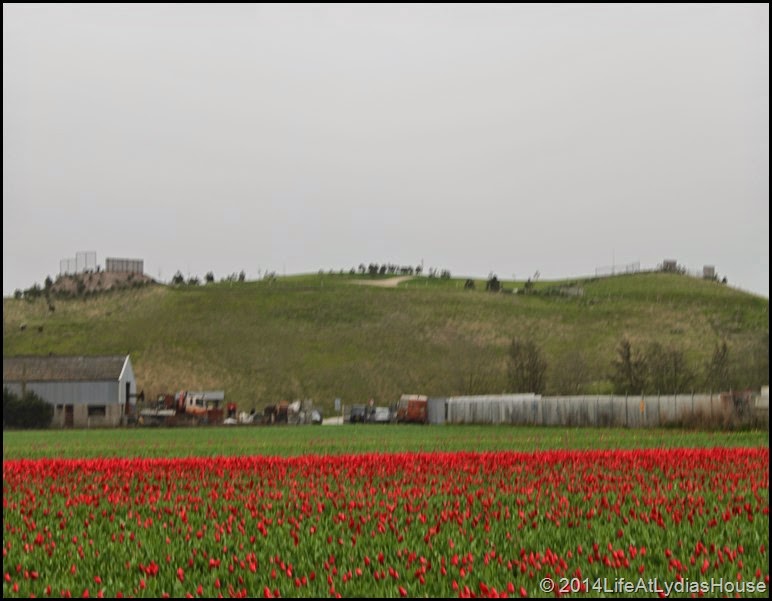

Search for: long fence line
xmin=594 ymin=261 xmax=641 ymax=277
xmin=428 ymin=392 xmax=768 ymax=428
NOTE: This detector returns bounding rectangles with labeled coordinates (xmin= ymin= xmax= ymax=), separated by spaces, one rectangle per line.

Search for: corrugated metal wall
xmin=427 ymin=397 xmax=446 ymax=424
xmin=105 ymin=258 xmax=143 ymax=273
xmin=4 ymin=381 xmax=119 ymax=405
xmin=434 ymin=394 xmax=726 ymax=427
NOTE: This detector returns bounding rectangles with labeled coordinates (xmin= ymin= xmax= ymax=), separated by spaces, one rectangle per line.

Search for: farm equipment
xmin=235 ymin=408 xmax=259 ymax=424
xmin=349 ymin=404 xmax=391 ymax=423
xmin=392 ymin=394 xmax=428 ymax=423
xmin=370 ymin=406 xmax=392 ymax=423
xmin=263 ymin=400 xmax=289 ymax=424
xmin=262 ymin=399 xmax=321 ymax=425
xmin=349 ymin=405 xmax=367 ymax=423
xmin=139 ymin=390 xmax=227 ymax=426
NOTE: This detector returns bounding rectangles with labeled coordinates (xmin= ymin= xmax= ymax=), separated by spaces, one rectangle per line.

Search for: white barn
xmin=3 ymin=355 xmax=137 ymax=427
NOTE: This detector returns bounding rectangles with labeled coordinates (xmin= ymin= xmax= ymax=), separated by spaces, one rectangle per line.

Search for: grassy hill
xmin=3 ymin=272 xmax=768 ymax=412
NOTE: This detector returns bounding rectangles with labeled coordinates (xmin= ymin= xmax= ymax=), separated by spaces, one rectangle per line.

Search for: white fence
xmin=595 ymin=261 xmax=641 ymax=277
xmin=434 ymin=393 xmax=758 ymax=428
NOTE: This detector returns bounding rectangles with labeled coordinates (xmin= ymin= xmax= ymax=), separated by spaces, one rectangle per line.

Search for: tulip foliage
xmin=3 ymin=448 xmax=769 ymax=598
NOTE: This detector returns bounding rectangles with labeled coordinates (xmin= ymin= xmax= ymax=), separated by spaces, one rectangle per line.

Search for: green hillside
xmin=3 ymin=272 xmax=768 ymax=412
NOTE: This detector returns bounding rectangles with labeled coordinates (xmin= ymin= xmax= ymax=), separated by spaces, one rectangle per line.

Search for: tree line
xmin=472 ymin=335 xmax=768 ymax=396
xmin=171 ymin=270 xmax=247 ymax=286
xmin=607 ymin=337 xmax=764 ymax=395
xmin=170 ymin=264 xmax=454 ymax=284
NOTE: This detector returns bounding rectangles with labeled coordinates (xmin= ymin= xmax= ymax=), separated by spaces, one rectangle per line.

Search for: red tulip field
xmin=3 ymin=445 xmax=769 ymax=598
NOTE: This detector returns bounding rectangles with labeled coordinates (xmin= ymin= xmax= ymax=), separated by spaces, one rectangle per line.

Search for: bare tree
xmin=457 ymin=351 xmax=502 ymax=395
xmin=610 ymin=337 xmax=646 ymax=395
xmin=704 ymin=341 xmax=730 ymax=392
xmin=730 ymin=331 xmax=769 ymax=390
xmin=550 ymin=349 xmax=590 ymax=395
xmin=645 ymin=342 xmax=694 ymax=394
xmin=507 ymin=338 xmax=547 ymax=394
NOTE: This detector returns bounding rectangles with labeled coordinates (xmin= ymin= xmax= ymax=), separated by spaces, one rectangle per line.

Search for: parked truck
xmin=392 ymin=394 xmax=428 ymax=424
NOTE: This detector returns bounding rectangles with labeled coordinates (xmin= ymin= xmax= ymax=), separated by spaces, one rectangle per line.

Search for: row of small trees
xmin=356 ymin=263 xmax=423 ymax=276
xmin=350 ymin=263 xmax=451 ymax=278
xmin=171 ymin=271 xmax=247 ymax=286
xmin=478 ymin=274 xmax=537 ymax=293
xmin=497 ymin=336 xmax=766 ymax=396
xmin=14 ymin=275 xmax=59 ymax=301
xmin=609 ymin=338 xmax=741 ymax=395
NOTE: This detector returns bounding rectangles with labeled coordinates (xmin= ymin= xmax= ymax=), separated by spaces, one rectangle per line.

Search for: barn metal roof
xmin=3 ymin=355 xmax=129 ymax=382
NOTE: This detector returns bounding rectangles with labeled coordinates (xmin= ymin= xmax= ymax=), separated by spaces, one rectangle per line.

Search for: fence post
xmin=625 ymin=394 xmax=629 ymax=428
xmin=657 ymin=393 xmax=661 ymax=426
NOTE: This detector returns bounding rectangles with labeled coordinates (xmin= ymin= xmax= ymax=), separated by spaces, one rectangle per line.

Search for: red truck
xmin=392 ymin=394 xmax=428 ymax=424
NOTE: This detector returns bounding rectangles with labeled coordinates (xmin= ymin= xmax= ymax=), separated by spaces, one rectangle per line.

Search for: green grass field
xmin=3 ymin=425 xmax=768 ymax=459
xmin=4 ymin=271 xmax=768 ymax=412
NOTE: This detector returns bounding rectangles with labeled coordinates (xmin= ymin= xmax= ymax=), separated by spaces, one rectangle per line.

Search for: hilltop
xmin=52 ymin=271 xmax=156 ymax=296
xmin=2 ymin=272 xmax=768 ymax=412
xmin=10 ymin=271 xmax=155 ymax=300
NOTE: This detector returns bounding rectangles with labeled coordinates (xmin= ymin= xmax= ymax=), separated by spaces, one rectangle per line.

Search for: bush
xmin=3 ymin=387 xmax=54 ymax=429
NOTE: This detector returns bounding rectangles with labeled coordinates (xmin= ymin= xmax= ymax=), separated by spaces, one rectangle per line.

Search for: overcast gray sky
xmin=3 ymin=4 xmax=769 ymax=297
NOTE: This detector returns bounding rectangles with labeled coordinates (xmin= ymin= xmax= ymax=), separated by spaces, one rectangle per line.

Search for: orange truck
xmin=392 ymin=394 xmax=428 ymax=424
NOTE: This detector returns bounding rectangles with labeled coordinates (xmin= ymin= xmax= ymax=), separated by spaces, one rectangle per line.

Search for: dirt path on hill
xmin=350 ymin=276 xmax=414 ymax=288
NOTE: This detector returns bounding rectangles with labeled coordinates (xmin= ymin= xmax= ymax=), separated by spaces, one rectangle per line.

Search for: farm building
xmin=3 ymin=355 xmax=137 ymax=427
